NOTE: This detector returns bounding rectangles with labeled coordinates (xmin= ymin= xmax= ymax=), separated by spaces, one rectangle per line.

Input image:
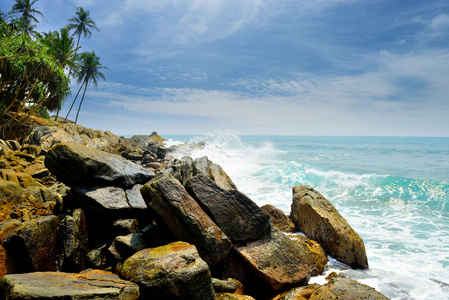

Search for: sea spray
xmin=165 ymin=133 xmax=449 ymax=300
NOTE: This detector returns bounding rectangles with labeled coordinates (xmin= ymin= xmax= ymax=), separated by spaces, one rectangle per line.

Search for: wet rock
xmin=233 ymin=226 xmax=315 ymax=292
xmin=4 ymin=215 xmax=59 ymax=272
xmin=141 ymin=173 xmax=231 ymax=265
xmin=0 ymin=269 xmax=139 ymax=299
xmin=167 ymin=156 xmax=237 ymax=190
xmin=310 ymin=277 xmax=389 ymax=300
xmin=121 ymin=241 xmax=214 ymax=300
xmin=289 ymin=234 xmax=328 ymax=276
xmin=272 ymin=284 xmax=321 ymax=300
xmin=56 ymin=208 xmax=89 ymax=272
xmin=185 ymin=175 xmax=271 ymax=241
xmin=261 ymin=204 xmax=296 ymax=233
xmin=45 ymin=143 xmax=154 ymax=189
xmin=290 ymin=185 xmax=368 ymax=270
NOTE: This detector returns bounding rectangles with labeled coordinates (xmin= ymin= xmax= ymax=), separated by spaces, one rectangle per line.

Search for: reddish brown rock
xmin=4 ymin=215 xmax=60 ymax=272
xmin=141 ymin=173 xmax=231 ymax=265
xmin=0 ymin=220 xmax=21 ymax=279
xmin=290 ymin=185 xmax=368 ymax=270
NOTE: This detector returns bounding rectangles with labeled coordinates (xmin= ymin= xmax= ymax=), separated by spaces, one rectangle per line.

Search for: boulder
xmin=55 ymin=209 xmax=89 ymax=272
xmin=141 ymin=173 xmax=231 ymax=265
xmin=113 ymin=219 xmax=140 ymax=236
xmin=4 ymin=215 xmax=59 ymax=272
xmin=45 ymin=143 xmax=154 ymax=189
xmin=0 ymin=180 xmax=59 ymax=222
xmin=108 ymin=233 xmax=150 ymax=263
xmin=290 ymin=185 xmax=368 ymax=270
xmin=185 ymin=175 xmax=271 ymax=241
xmin=0 ymin=220 xmax=21 ymax=278
xmin=24 ymin=124 xmax=122 ymax=151
xmin=0 ymin=269 xmax=139 ymax=299
xmin=233 ymin=226 xmax=315 ymax=292
xmin=289 ymin=234 xmax=328 ymax=276
xmin=212 ymin=278 xmax=244 ymax=294
xmin=121 ymin=241 xmax=214 ymax=300
xmin=167 ymin=156 xmax=237 ymax=190
xmin=261 ymin=204 xmax=295 ymax=233
xmin=70 ymin=185 xmax=147 ymax=214
xmin=272 ymin=284 xmax=321 ymax=300
xmin=310 ymin=277 xmax=389 ymax=300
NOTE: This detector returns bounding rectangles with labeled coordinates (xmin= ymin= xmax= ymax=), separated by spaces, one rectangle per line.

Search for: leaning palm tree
xmin=67 ymin=7 xmax=99 ymax=69
xmin=9 ymin=0 xmax=43 ymax=36
xmin=64 ymin=51 xmax=106 ymax=124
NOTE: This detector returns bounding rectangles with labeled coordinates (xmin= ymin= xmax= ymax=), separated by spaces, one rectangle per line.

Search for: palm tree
xmin=9 ymin=0 xmax=43 ymax=35
xmin=40 ymin=27 xmax=79 ymax=120
xmin=64 ymin=51 xmax=106 ymax=124
xmin=67 ymin=7 xmax=99 ymax=64
xmin=63 ymin=6 xmax=99 ymax=122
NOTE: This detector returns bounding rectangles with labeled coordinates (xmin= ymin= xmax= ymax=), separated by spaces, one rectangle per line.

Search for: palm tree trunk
xmin=64 ymin=81 xmax=84 ymax=123
xmin=54 ymin=107 xmax=60 ymax=121
xmin=74 ymin=80 xmax=88 ymax=124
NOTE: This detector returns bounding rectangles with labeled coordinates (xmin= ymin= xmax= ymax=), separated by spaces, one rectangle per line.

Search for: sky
xmin=2 ymin=0 xmax=449 ymax=136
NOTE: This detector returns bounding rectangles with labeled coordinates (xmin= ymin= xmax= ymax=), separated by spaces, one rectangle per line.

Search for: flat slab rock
xmin=0 ymin=269 xmax=139 ymax=299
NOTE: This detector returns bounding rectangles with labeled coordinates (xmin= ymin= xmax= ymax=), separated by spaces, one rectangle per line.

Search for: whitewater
xmin=164 ymin=132 xmax=449 ymax=300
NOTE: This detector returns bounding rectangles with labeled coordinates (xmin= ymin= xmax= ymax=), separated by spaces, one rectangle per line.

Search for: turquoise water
xmin=164 ymin=133 xmax=449 ymax=300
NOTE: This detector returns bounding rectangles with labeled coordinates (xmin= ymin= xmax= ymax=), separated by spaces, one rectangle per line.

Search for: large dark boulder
xmin=185 ymin=175 xmax=271 ymax=241
xmin=290 ymin=185 xmax=368 ymax=270
xmin=140 ymin=173 xmax=231 ymax=265
xmin=0 ymin=269 xmax=139 ymax=299
xmin=232 ymin=226 xmax=315 ymax=292
xmin=4 ymin=215 xmax=59 ymax=272
xmin=121 ymin=241 xmax=214 ymax=300
xmin=45 ymin=143 xmax=154 ymax=188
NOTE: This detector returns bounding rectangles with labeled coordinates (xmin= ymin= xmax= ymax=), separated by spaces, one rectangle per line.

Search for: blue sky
xmin=2 ymin=0 xmax=449 ymax=136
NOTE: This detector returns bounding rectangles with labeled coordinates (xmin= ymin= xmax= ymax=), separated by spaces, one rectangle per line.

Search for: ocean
xmin=163 ymin=132 xmax=449 ymax=300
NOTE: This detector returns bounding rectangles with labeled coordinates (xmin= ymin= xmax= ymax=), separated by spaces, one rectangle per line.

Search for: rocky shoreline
xmin=0 ymin=123 xmax=389 ymax=299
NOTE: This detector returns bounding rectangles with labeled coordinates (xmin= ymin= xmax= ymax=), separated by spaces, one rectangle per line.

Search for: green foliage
xmin=29 ymin=104 xmax=49 ymax=119
xmin=0 ymin=15 xmax=71 ymax=127
xmin=1 ymin=3 xmax=105 ymax=131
